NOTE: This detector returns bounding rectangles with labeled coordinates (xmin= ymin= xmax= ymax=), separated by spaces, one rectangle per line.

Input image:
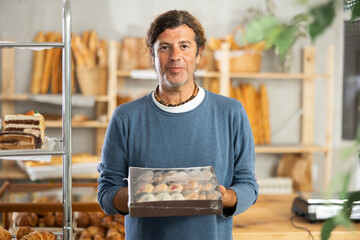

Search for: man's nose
xmin=170 ymin=47 xmax=181 ymax=60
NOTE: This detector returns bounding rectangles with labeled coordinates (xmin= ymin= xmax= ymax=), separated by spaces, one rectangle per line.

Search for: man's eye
xmin=160 ymin=46 xmax=169 ymax=50
xmin=181 ymin=45 xmax=190 ymax=49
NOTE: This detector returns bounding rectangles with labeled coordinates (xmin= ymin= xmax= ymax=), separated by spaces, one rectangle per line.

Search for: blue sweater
xmin=97 ymin=90 xmax=258 ymax=240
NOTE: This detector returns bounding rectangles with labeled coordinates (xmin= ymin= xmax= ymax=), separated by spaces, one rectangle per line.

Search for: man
xmin=97 ymin=10 xmax=258 ymax=240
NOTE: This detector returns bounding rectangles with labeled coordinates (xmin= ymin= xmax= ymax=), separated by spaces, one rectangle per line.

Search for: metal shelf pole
xmin=62 ymin=0 xmax=72 ymax=240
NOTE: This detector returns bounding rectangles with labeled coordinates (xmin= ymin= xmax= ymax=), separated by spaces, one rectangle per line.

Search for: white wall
xmin=0 ymin=0 xmax=353 ymax=191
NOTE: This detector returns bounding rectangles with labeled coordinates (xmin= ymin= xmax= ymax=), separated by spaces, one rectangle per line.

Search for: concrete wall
xmin=0 ymin=0 xmax=355 ymax=191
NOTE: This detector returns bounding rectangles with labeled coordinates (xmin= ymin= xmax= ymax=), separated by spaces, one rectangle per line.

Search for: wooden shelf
xmin=0 ymin=94 xmax=111 ymax=102
xmin=255 ymin=144 xmax=327 ymax=154
xmin=117 ymin=69 xmax=221 ymax=78
xmin=46 ymin=120 xmax=109 ymax=128
xmin=230 ymin=72 xmax=329 ymax=80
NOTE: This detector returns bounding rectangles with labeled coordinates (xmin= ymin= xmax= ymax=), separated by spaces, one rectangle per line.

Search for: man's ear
xmin=196 ymin=46 xmax=204 ymax=64
xmin=150 ymin=48 xmax=155 ymax=64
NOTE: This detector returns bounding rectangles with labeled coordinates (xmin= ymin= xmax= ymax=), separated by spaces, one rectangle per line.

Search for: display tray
xmin=0 ymin=181 xmax=101 ymax=229
xmin=16 ymin=158 xmax=100 ymax=180
xmin=129 ymin=166 xmax=223 ymax=217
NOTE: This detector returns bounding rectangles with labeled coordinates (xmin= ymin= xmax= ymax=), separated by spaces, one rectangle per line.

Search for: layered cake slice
xmin=3 ymin=111 xmax=45 ymax=143
xmin=0 ymin=132 xmax=37 ymax=150
xmin=0 ymin=111 xmax=45 ymax=150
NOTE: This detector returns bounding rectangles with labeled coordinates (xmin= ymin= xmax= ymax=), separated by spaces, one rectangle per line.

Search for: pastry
xmin=20 ymin=230 xmax=56 ymax=240
xmin=153 ymin=183 xmax=168 ymax=193
xmin=137 ymin=193 xmax=156 ymax=203
xmin=198 ymin=192 xmax=207 ymax=200
xmin=137 ymin=171 xmax=154 ymax=183
xmin=16 ymin=226 xmax=33 ymax=240
xmin=201 ymin=181 xmax=215 ymax=192
xmin=206 ymin=190 xmax=221 ymax=200
xmin=164 ymin=171 xmax=178 ymax=183
xmin=184 ymin=192 xmax=199 ymax=200
xmin=136 ymin=183 xmax=154 ymax=194
xmin=183 ymin=181 xmax=200 ymax=192
xmin=100 ymin=215 xmax=113 ymax=229
xmin=153 ymin=171 xmax=164 ymax=184
xmin=55 ymin=211 xmax=63 ymax=227
xmin=155 ymin=193 xmax=172 ymax=201
xmin=16 ymin=212 xmax=38 ymax=227
xmin=170 ymin=193 xmax=185 ymax=200
xmin=174 ymin=171 xmax=189 ymax=183
xmin=0 ymin=226 xmax=11 ymax=240
xmin=106 ymin=228 xmax=122 ymax=240
xmin=188 ymin=170 xmax=202 ymax=181
xmin=168 ymin=183 xmax=183 ymax=193
xmin=76 ymin=212 xmax=90 ymax=228
xmin=201 ymin=169 xmax=213 ymax=181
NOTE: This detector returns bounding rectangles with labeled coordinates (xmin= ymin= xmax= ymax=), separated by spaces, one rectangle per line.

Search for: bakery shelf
xmin=0 ymin=42 xmax=64 ymax=49
xmin=0 ymin=138 xmax=64 ymax=157
xmin=255 ymin=144 xmax=328 ymax=154
xmin=0 ymin=93 xmax=110 ymax=103
xmin=229 ymin=72 xmax=329 ymax=80
xmin=46 ymin=120 xmax=108 ymax=128
xmin=117 ymin=69 xmax=221 ymax=79
xmin=0 ymin=181 xmax=101 ymax=229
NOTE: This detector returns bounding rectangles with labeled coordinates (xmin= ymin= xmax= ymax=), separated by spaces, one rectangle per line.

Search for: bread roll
xmin=76 ymin=212 xmax=90 ymax=228
xmin=16 ymin=212 xmax=38 ymax=227
xmin=106 ymin=228 xmax=122 ymax=240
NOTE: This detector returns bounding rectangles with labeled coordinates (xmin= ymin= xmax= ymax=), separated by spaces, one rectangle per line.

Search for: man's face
xmin=152 ymin=24 xmax=202 ymax=88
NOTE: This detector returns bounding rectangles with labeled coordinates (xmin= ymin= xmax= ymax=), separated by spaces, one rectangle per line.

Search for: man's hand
xmin=219 ymin=185 xmax=237 ymax=208
xmin=113 ymin=187 xmax=129 ymax=214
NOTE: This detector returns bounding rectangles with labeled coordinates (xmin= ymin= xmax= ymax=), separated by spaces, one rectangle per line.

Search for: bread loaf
xmin=16 ymin=226 xmax=33 ymax=240
xmin=20 ymin=230 xmax=56 ymax=240
xmin=0 ymin=226 xmax=12 ymax=240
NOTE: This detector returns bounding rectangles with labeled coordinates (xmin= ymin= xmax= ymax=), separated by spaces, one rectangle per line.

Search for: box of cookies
xmin=128 ymin=166 xmax=223 ymax=217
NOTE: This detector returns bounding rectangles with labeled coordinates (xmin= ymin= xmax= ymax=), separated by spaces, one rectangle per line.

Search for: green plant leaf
xmin=273 ymin=25 xmax=297 ymax=62
xmin=308 ymin=1 xmax=336 ymax=41
xmin=351 ymin=2 xmax=360 ymax=21
xmin=264 ymin=25 xmax=285 ymax=49
xmin=321 ymin=218 xmax=336 ymax=240
xmin=244 ymin=15 xmax=281 ymax=43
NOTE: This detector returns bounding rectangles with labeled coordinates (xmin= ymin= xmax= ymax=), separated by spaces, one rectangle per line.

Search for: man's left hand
xmin=219 ymin=185 xmax=237 ymax=208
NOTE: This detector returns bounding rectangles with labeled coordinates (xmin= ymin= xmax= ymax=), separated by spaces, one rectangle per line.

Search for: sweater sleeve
xmin=97 ymin=108 xmax=129 ymax=215
xmin=225 ymin=105 xmax=258 ymax=217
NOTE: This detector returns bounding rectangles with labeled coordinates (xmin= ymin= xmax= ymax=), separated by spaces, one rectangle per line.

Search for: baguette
xmin=40 ymin=32 xmax=60 ymax=94
xmin=97 ymin=39 xmax=108 ymax=67
xmin=88 ymin=30 xmax=98 ymax=66
xmin=0 ymin=226 xmax=11 ymax=240
xmin=51 ymin=35 xmax=62 ymax=94
xmin=30 ymin=31 xmax=46 ymax=94
xmin=73 ymin=34 xmax=93 ymax=66
xmin=259 ymin=84 xmax=271 ymax=144
xmin=72 ymin=34 xmax=86 ymax=67
xmin=20 ymin=230 xmax=56 ymax=240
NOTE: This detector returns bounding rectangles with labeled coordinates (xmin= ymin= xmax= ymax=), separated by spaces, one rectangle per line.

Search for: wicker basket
xmin=214 ymin=27 xmax=263 ymax=73
xmin=76 ymin=66 xmax=107 ymax=95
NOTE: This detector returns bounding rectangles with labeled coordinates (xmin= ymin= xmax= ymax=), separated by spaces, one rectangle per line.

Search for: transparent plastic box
xmin=128 ymin=166 xmax=223 ymax=217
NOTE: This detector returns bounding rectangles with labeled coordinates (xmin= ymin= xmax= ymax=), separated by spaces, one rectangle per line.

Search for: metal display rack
xmin=0 ymin=0 xmax=73 ymax=239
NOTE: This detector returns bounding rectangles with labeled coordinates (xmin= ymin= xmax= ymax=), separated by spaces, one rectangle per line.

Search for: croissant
xmin=16 ymin=226 xmax=33 ymax=240
xmin=20 ymin=230 xmax=56 ymax=240
xmin=0 ymin=226 xmax=12 ymax=240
